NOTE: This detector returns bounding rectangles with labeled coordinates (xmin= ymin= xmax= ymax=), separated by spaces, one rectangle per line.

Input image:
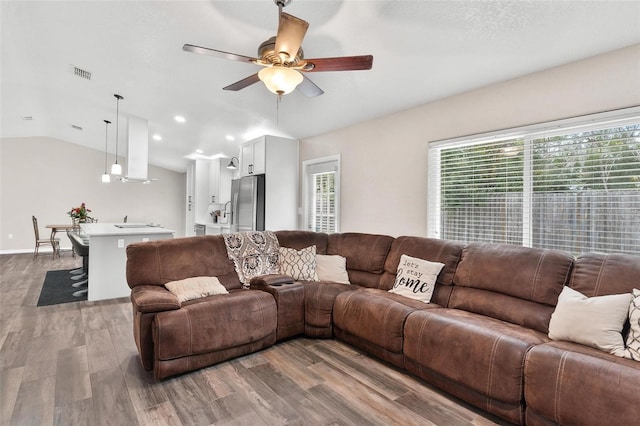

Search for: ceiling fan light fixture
xmin=258 ymin=66 xmax=303 ymax=95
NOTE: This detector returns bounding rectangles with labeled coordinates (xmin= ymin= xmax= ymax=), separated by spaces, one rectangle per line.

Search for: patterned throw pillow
xmin=278 ymin=245 xmax=319 ymax=281
xmin=623 ymin=288 xmax=640 ymax=361
xmin=223 ymin=231 xmax=280 ymax=287
xmin=388 ymin=254 xmax=444 ymax=303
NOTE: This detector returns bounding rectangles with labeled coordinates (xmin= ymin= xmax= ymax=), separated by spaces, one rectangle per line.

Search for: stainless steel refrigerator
xmin=230 ymin=175 xmax=265 ymax=232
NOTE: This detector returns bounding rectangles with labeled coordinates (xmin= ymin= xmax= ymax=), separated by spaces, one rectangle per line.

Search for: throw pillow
xmin=223 ymin=231 xmax=280 ymax=287
xmin=623 ymin=288 xmax=640 ymax=361
xmin=278 ymin=245 xmax=319 ymax=281
xmin=548 ymin=286 xmax=632 ymax=357
xmin=316 ymin=254 xmax=350 ymax=284
xmin=164 ymin=276 xmax=228 ymax=304
xmin=388 ymin=254 xmax=444 ymax=303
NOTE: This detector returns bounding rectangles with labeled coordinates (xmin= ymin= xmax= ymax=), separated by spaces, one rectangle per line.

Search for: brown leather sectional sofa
xmin=126 ymin=230 xmax=640 ymax=425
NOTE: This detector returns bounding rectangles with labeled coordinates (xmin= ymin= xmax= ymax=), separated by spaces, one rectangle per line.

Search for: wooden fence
xmin=441 ymin=190 xmax=640 ymax=255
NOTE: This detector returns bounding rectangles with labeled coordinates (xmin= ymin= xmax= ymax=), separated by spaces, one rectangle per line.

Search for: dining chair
xmin=32 ymin=216 xmax=60 ymax=259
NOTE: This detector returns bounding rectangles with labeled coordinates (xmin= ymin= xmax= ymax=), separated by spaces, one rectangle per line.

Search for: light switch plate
xmin=117 ymin=239 xmax=124 ymax=248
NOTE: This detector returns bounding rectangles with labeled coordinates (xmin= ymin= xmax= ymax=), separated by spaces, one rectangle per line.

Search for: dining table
xmin=45 ymin=224 xmax=78 ymax=258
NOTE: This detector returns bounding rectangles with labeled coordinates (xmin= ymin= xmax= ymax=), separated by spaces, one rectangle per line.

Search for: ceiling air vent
xmin=73 ymin=66 xmax=92 ymax=80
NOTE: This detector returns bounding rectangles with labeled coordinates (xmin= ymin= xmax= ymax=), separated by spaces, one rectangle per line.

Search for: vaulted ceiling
xmin=2 ymin=1 xmax=639 ymax=172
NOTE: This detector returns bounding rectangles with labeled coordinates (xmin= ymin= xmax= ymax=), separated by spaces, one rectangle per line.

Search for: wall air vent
xmin=73 ymin=66 xmax=92 ymax=80
xmin=71 ymin=124 xmax=83 ymax=131
xmin=22 ymin=116 xmax=33 ymax=121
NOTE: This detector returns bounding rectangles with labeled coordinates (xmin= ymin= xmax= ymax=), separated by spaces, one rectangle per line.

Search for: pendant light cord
xmin=114 ymin=95 xmax=121 ymax=165
xmin=104 ymin=120 xmax=110 ymax=172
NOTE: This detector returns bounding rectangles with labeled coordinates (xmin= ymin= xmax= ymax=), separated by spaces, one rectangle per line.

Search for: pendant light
xmin=111 ymin=94 xmax=124 ymax=175
xmin=101 ymin=119 xmax=111 ymax=183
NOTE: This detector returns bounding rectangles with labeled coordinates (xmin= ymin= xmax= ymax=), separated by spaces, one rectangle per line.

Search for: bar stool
xmin=67 ymin=230 xmax=89 ymax=297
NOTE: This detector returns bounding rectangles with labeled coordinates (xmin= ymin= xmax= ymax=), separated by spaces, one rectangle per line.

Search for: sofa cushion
xmin=164 ymin=276 xmax=229 ymax=304
xmin=380 ymin=236 xmax=464 ymax=306
xmin=275 ymin=230 xmax=329 ymax=254
xmin=152 ymin=290 xmax=276 ymax=361
xmin=524 ymin=340 xmax=640 ymax=426
xmin=315 ymin=254 xmax=350 ymax=284
xmin=388 ymin=255 xmax=444 ymax=303
xmin=449 ymin=243 xmax=573 ymax=333
xmin=548 ymin=286 xmax=631 ymax=357
xmin=333 ymin=288 xmax=438 ymax=367
xmin=569 ymin=252 xmax=640 ymax=297
xmin=404 ymin=308 xmax=549 ymax=425
xmin=127 ymin=235 xmax=242 ymax=290
xmin=302 ymin=282 xmax=356 ymax=338
xmin=327 ymin=233 xmax=394 ymax=288
xmin=278 ymin=245 xmax=319 ymax=281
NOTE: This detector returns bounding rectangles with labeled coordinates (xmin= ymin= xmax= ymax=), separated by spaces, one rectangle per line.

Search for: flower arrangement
xmin=68 ymin=202 xmax=92 ymax=222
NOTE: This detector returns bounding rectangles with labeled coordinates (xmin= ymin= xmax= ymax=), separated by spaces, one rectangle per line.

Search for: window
xmin=303 ymin=155 xmax=340 ymax=233
xmin=427 ymin=108 xmax=640 ymax=255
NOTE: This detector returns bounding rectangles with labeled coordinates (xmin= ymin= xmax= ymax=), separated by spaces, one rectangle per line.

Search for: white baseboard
xmin=0 ymin=247 xmax=73 ymax=255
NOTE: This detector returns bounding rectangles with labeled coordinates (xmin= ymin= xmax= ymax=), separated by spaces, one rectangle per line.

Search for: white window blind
xmin=303 ymin=156 xmax=340 ymax=234
xmin=428 ymin=108 xmax=640 ymax=255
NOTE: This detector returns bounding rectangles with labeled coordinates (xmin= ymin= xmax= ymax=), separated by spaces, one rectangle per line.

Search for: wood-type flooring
xmin=1 ymin=252 xmax=507 ymax=425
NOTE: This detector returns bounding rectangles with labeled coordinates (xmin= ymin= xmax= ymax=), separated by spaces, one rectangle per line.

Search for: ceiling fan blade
xmin=223 ymin=73 xmax=261 ymax=91
xmin=302 ymin=55 xmax=373 ymax=72
xmin=297 ymin=75 xmax=324 ymax=98
xmin=183 ymin=44 xmax=256 ymax=63
xmin=274 ymin=12 xmax=309 ymax=63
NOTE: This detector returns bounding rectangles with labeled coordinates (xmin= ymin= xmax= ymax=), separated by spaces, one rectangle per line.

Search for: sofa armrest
xmin=131 ymin=285 xmax=181 ymax=313
xmin=250 ymin=274 xmax=295 ymax=290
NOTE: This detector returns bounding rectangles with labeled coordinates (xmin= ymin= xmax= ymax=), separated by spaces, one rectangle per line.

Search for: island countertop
xmin=80 ymin=223 xmax=175 ymax=237
xmin=77 ymin=223 xmax=175 ymax=302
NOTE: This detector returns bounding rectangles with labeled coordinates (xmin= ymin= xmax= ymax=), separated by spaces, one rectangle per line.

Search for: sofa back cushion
xmin=126 ymin=235 xmax=242 ymax=291
xmin=327 ymin=233 xmax=394 ymax=288
xmin=275 ymin=230 xmax=329 ymax=254
xmin=569 ymin=252 xmax=640 ymax=297
xmin=450 ymin=242 xmax=574 ymax=333
xmin=380 ymin=236 xmax=464 ymax=306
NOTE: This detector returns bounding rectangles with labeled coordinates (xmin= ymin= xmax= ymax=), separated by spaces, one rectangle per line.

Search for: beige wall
xmin=300 ymin=44 xmax=640 ymax=237
xmin=0 ymin=136 xmax=185 ymax=252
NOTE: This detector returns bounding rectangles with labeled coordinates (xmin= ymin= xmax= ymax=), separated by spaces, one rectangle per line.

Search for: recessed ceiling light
xmin=195 ymin=149 xmax=203 ymax=154
xmin=152 ymin=134 xmax=162 ymax=141
xmin=225 ymin=135 xmax=235 ymax=141
xmin=174 ymin=115 xmax=186 ymax=123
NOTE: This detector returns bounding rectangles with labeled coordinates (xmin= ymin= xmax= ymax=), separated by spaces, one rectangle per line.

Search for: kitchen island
xmin=80 ymin=223 xmax=174 ymax=301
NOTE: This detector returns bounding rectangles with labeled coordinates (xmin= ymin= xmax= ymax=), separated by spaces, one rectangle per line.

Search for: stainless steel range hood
xmin=121 ymin=115 xmax=157 ymax=183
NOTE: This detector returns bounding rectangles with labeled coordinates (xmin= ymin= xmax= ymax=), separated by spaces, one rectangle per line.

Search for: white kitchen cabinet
xmin=240 ymin=137 xmax=266 ymax=176
xmin=185 ymin=162 xmax=196 ymax=236
xmin=208 ymin=159 xmax=220 ymax=204
xmin=208 ymin=158 xmax=233 ymax=205
xmin=193 ymin=159 xmax=210 ymax=224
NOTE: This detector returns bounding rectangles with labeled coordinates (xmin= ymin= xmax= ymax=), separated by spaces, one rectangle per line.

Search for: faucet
xmin=224 ymin=201 xmax=231 ymax=218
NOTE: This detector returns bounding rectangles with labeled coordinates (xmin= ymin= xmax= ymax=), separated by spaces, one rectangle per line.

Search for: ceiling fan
xmin=183 ymin=0 xmax=373 ymax=98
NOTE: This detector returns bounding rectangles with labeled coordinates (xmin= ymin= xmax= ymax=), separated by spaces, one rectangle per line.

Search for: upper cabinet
xmin=240 ymin=137 xmax=267 ymax=177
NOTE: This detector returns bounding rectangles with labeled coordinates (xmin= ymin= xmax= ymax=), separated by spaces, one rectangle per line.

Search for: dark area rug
xmin=37 ymin=269 xmax=88 ymax=306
